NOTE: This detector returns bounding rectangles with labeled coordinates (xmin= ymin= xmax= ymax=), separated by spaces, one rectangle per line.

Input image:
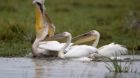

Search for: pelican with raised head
xmin=32 ymin=0 xmax=72 ymax=57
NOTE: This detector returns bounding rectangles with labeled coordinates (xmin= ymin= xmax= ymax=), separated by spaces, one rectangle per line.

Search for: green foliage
xmin=105 ymin=58 xmax=137 ymax=73
xmin=0 ymin=0 xmax=140 ymax=56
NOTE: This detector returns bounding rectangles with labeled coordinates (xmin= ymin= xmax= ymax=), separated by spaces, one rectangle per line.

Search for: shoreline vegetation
xmin=0 ymin=0 xmax=140 ymax=57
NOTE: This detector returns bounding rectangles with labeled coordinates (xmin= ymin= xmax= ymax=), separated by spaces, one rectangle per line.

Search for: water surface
xmin=0 ymin=55 xmax=140 ymax=78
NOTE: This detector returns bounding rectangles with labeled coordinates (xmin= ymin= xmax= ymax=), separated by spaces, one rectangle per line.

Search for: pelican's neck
xmin=58 ymin=34 xmax=72 ymax=58
xmin=32 ymin=2 xmax=48 ymax=56
xmin=32 ymin=26 xmax=48 ymax=56
xmin=92 ymin=32 xmax=100 ymax=47
xmin=32 ymin=38 xmax=40 ymax=56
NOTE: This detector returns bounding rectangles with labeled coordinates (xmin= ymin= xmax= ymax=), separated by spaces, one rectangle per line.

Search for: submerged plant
xmin=104 ymin=57 xmax=137 ymax=73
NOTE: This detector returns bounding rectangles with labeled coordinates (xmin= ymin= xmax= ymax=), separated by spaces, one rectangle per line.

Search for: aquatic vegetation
xmin=105 ymin=58 xmax=137 ymax=73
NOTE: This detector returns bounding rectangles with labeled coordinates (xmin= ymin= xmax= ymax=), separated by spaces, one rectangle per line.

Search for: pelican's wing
xmin=39 ymin=41 xmax=73 ymax=52
xmin=98 ymin=43 xmax=128 ymax=57
xmin=39 ymin=41 xmax=63 ymax=51
xmin=64 ymin=45 xmax=97 ymax=58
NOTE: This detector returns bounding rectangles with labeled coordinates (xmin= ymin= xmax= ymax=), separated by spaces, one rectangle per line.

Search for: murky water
xmin=0 ymin=55 xmax=140 ymax=78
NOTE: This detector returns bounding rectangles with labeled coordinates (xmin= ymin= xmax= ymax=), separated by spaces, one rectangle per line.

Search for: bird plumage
xmin=32 ymin=0 xmax=128 ymax=59
xmin=64 ymin=45 xmax=98 ymax=58
xmin=57 ymin=30 xmax=128 ymax=60
xmin=39 ymin=41 xmax=73 ymax=51
xmin=32 ymin=0 xmax=73 ymax=57
xmin=98 ymin=43 xmax=127 ymax=57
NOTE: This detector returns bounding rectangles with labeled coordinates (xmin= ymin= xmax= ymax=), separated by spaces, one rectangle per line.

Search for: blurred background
xmin=0 ymin=0 xmax=140 ymax=56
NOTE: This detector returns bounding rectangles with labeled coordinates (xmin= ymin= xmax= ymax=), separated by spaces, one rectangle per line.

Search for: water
xmin=0 ymin=55 xmax=140 ymax=78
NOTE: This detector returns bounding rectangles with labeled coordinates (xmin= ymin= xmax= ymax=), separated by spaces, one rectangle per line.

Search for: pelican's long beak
xmin=45 ymin=13 xmax=55 ymax=37
xmin=34 ymin=0 xmax=55 ymax=37
xmin=34 ymin=2 xmax=47 ymax=38
xmin=73 ymin=32 xmax=89 ymax=39
xmin=73 ymin=31 xmax=98 ymax=45
xmin=45 ymin=13 xmax=53 ymax=24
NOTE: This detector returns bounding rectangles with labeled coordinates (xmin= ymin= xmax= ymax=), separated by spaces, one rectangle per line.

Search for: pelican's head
xmin=34 ymin=0 xmax=56 ymax=37
xmin=33 ymin=0 xmax=46 ymax=11
xmin=89 ymin=30 xmax=100 ymax=47
xmin=73 ymin=30 xmax=100 ymax=45
xmin=33 ymin=0 xmax=48 ymax=40
xmin=33 ymin=0 xmax=45 ymax=3
xmin=88 ymin=30 xmax=100 ymax=39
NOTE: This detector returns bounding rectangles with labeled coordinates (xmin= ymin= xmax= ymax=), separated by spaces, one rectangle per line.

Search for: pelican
xmin=32 ymin=0 xmax=127 ymax=59
xmin=57 ymin=30 xmax=127 ymax=60
xmin=32 ymin=0 xmax=72 ymax=57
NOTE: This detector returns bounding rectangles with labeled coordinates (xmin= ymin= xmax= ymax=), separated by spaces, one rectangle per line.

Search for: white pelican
xmin=32 ymin=0 xmax=127 ymax=60
xmin=32 ymin=0 xmax=72 ymax=57
xmin=57 ymin=30 xmax=127 ymax=60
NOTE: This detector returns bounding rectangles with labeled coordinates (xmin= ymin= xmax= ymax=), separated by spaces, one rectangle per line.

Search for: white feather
xmin=39 ymin=41 xmax=62 ymax=51
xmin=63 ymin=43 xmax=127 ymax=58
xmin=98 ymin=43 xmax=128 ymax=57
xmin=71 ymin=57 xmax=92 ymax=61
xmin=64 ymin=45 xmax=98 ymax=58
xmin=39 ymin=41 xmax=127 ymax=58
xmin=39 ymin=41 xmax=73 ymax=51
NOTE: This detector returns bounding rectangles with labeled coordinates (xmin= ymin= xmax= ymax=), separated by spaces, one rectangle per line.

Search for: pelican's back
xmin=39 ymin=41 xmax=63 ymax=51
xmin=98 ymin=43 xmax=127 ymax=57
xmin=64 ymin=45 xmax=97 ymax=58
xmin=39 ymin=41 xmax=73 ymax=51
